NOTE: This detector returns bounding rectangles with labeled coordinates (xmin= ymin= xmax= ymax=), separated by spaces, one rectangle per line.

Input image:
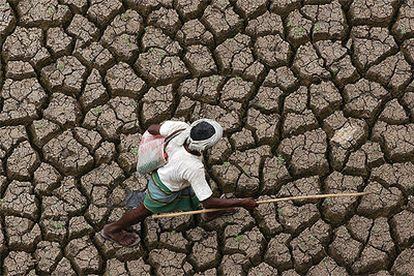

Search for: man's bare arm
xmin=201 ymin=197 xmax=257 ymax=210
xmin=147 ymin=124 xmax=161 ymax=135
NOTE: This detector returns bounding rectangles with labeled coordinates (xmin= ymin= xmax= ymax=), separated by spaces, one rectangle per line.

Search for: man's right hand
xmin=240 ymin=198 xmax=258 ymax=210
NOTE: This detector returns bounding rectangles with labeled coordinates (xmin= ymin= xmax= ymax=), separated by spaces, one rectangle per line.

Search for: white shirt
xmin=156 ymin=120 xmax=213 ymax=201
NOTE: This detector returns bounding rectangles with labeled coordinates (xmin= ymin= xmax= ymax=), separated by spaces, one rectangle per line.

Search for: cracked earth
xmin=0 ymin=0 xmax=413 ymax=275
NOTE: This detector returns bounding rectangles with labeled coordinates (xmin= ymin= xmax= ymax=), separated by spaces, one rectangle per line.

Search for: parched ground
xmin=0 ymin=0 xmax=414 ymax=275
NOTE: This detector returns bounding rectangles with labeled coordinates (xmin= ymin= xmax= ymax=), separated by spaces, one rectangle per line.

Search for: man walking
xmin=102 ymin=119 xmax=257 ymax=246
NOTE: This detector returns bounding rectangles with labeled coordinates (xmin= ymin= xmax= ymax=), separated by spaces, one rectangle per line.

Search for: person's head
xmin=186 ymin=119 xmax=223 ymax=152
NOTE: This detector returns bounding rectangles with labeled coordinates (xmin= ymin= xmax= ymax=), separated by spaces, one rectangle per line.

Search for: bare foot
xmin=202 ymin=208 xmax=239 ymax=222
xmin=102 ymin=224 xmax=139 ymax=247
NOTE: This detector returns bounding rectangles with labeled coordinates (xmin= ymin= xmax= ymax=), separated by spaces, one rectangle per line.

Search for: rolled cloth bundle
xmin=174 ymin=119 xmax=223 ymax=151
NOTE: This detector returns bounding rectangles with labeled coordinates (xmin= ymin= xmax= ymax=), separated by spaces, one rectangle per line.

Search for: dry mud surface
xmin=1 ymin=0 xmax=414 ymax=275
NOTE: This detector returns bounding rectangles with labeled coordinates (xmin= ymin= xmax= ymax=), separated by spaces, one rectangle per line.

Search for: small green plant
xmin=276 ymin=155 xmax=285 ymax=165
xmin=91 ymin=106 xmax=103 ymax=116
xmin=47 ymin=5 xmax=55 ymax=16
xmin=292 ymin=26 xmax=306 ymax=37
xmin=35 ymin=121 xmax=45 ymax=129
xmin=51 ymin=221 xmax=65 ymax=230
xmin=277 ymin=208 xmax=284 ymax=216
xmin=314 ymin=22 xmax=321 ymax=32
xmin=223 ymin=161 xmax=230 ymax=167
xmin=130 ymin=147 xmax=139 ymax=155
xmin=234 ymin=234 xmax=244 ymax=243
xmin=324 ymin=198 xmax=333 ymax=205
xmin=56 ymin=62 xmax=65 ymax=71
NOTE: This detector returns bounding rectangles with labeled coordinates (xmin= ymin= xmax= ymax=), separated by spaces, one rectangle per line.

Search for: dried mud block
xmin=46 ymin=27 xmax=72 ymax=55
xmin=330 ymin=226 xmax=363 ymax=268
xmin=293 ymin=42 xmax=330 ymax=82
xmin=35 ymin=241 xmax=62 ymax=274
xmin=358 ymin=181 xmax=404 ymax=218
xmin=141 ymin=85 xmax=174 ymax=123
xmin=177 ymin=19 xmax=214 ymax=46
xmin=83 ymin=97 xmax=139 ymax=140
xmin=0 ymin=78 xmax=47 ymax=125
xmin=75 ymin=42 xmax=114 ymax=71
xmin=322 ymin=172 xmax=364 ymax=223
xmin=67 ymin=14 xmax=98 ymax=48
xmin=201 ymin=0 xmax=242 ymax=41
xmin=87 ymin=0 xmax=122 ymax=25
xmin=215 ymin=34 xmax=254 ymax=75
xmin=44 ymin=93 xmax=82 ymax=127
xmin=65 ymin=236 xmax=103 ymax=274
xmin=392 ymin=248 xmax=414 ymax=275
xmin=307 ymin=257 xmax=348 ymax=275
xmin=0 ymin=0 xmax=15 ymax=37
xmin=352 ymin=218 xmax=395 ymax=274
xmin=184 ymin=45 xmax=217 ymax=76
xmin=42 ymin=176 xmax=87 ymax=219
xmin=80 ymin=69 xmax=109 ymax=110
xmin=367 ymin=53 xmax=412 ymax=92
xmin=148 ymin=249 xmax=193 ymax=275
xmin=219 ymin=253 xmax=248 ymax=275
xmin=255 ymin=34 xmax=291 ymax=67
xmin=286 ymin=9 xmax=312 ymax=46
xmin=248 ymin=262 xmax=278 ymax=275
xmin=372 ymin=122 xmax=414 ymax=162
xmin=391 ymin=210 xmax=414 ymax=247
xmin=349 ymin=0 xmax=397 ymax=26
xmin=291 ymin=220 xmax=330 ymax=273
xmin=7 ymin=140 xmax=40 ymax=180
xmin=392 ymin=0 xmax=414 ymax=40
xmin=378 ymin=99 xmax=409 ymax=124
xmin=43 ymin=130 xmax=94 ymax=175
xmin=351 ymin=26 xmax=397 ymax=70
xmin=302 ymin=1 xmax=347 ymax=40
xmin=148 ymin=7 xmax=181 ymax=34
xmin=41 ymin=56 xmax=87 ymax=96
xmin=3 ymin=26 xmax=49 ymax=64
xmin=3 ymin=251 xmax=36 ymax=275
xmin=279 ymin=129 xmax=329 ymax=176
xmin=265 ymin=233 xmax=292 ymax=270
xmin=187 ymin=227 xmax=219 ymax=270
xmin=371 ymin=162 xmax=414 ymax=194
xmin=1 ymin=180 xmax=37 ymax=219
xmin=5 ymin=216 xmax=41 ymax=251
xmin=343 ymin=78 xmax=388 ymax=120
xmin=245 ymin=11 xmax=283 ymax=37
xmin=106 ymin=62 xmax=145 ymax=98
xmin=224 ymin=227 xmax=265 ymax=265
xmin=262 ymin=156 xmax=291 ymax=194
xmin=101 ymin=10 xmax=143 ymax=60
xmin=277 ymin=201 xmax=320 ymax=234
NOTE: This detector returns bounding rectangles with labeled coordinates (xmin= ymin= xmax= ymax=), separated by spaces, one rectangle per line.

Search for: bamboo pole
xmin=152 ymin=191 xmax=369 ymax=219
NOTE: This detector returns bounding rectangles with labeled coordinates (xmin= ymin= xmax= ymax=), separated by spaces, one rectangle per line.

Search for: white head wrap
xmin=174 ymin=119 xmax=223 ymax=152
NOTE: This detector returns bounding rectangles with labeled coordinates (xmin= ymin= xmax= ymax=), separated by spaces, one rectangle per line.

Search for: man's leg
xmin=103 ymin=203 xmax=151 ymax=246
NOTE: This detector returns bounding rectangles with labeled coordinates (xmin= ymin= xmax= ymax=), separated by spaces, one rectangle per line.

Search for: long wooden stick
xmin=152 ymin=191 xmax=369 ymax=219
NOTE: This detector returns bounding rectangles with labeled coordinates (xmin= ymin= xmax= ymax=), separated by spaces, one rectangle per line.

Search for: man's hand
xmin=240 ymin=198 xmax=258 ymax=210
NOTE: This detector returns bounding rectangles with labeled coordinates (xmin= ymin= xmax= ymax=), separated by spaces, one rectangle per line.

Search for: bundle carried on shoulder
xmin=136 ymin=129 xmax=183 ymax=175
